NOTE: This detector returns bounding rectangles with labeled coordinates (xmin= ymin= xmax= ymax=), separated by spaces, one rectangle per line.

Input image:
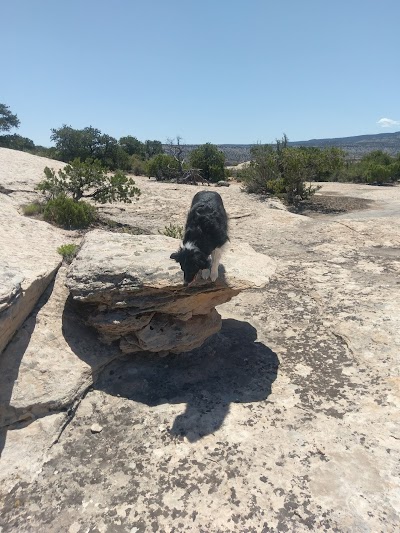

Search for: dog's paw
xmin=201 ymin=269 xmax=211 ymax=280
xmin=210 ymin=270 xmax=218 ymax=282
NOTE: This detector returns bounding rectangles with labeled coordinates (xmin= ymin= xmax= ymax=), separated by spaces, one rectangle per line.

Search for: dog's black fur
xmin=170 ymin=191 xmax=229 ymax=284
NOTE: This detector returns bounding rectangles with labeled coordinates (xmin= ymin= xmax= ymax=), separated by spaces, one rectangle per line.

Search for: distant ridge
xmin=289 ymin=130 xmax=400 ymax=152
xmin=175 ymin=131 xmax=400 ymax=165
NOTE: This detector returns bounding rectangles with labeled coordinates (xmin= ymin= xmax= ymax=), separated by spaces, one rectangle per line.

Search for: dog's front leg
xmin=201 ymin=268 xmax=211 ymax=280
xmin=210 ymin=248 xmax=222 ymax=281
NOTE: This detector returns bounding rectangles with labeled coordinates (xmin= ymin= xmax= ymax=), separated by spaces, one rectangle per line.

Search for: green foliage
xmin=28 ymin=145 xmax=58 ymax=159
xmin=189 ymin=143 xmax=226 ymax=183
xmin=37 ymin=159 xmax=141 ymax=204
xmin=51 ymin=126 xmax=164 ymax=171
xmin=118 ymin=137 xmax=163 ymax=161
xmin=57 ymin=243 xmax=79 ymax=263
xmin=228 ymin=165 xmax=250 ymax=182
xmin=147 ymin=153 xmax=181 ymax=180
xmin=51 ymin=125 xmax=124 ymax=170
xmin=0 ymin=134 xmax=35 ymax=151
xmin=365 ymin=164 xmax=393 ymax=184
xmin=51 ymin=125 xmax=96 ymax=161
xmin=0 ymin=103 xmax=20 ymax=132
xmin=242 ymin=136 xmax=320 ymax=204
xmin=112 ymin=145 xmax=132 ymax=171
xmin=44 ymin=195 xmax=97 ymax=229
xmin=298 ymin=146 xmax=346 ymax=181
xmin=339 ymin=150 xmax=399 ymax=184
xmin=144 ymin=140 xmax=164 ymax=159
xmin=160 ymin=223 xmax=184 ymax=239
xmin=223 ymin=168 xmax=234 ymax=180
xmin=22 ymin=202 xmax=44 ymax=216
xmin=119 ymin=136 xmax=145 ymax=158
xmin=130 ymin=155 xmax=148 ymax=175
xmin=362 ymin=150 xmax=392 ymax=166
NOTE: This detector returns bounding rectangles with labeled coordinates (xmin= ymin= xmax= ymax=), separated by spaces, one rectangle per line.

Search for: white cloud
xmin=377 ymin=117 xmax=400 ymax=128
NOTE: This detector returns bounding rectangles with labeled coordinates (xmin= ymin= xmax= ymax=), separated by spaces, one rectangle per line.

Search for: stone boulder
xmin=67 ymin=230 xmax=276 ymax=354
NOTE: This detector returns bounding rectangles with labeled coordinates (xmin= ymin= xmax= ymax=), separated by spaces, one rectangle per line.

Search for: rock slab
xmin=67 ymin=230 xmax=276 ymax=354
xmin=0 ymin=199 xmax=64 ymax=354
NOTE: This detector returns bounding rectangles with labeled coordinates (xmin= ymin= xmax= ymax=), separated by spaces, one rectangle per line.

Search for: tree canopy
xmin=189 ymin=143 xmax=225 ymax=182
xmin=0 ymin=134 xmax=35 ymax=151
xmin=119 ymin=136 xmax=145 ymax=158
xmin=144 ymin=140 xmax=163 ymax=159
xmin=51 ymin=125 xmax=163 ymax=171
xmin=0 ymin=103 xmax=20 ymax=132
xmin=50 ymin=125 xmax=120 ymax=166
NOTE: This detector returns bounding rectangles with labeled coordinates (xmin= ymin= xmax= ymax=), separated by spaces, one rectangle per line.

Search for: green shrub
xmin=37 ymin=159 xmax=141 ymax=203
xmin=365 ymin=164 xmax=393 ymax=184
xmin=147 ymin=154 xmax=181 ymax=180
xmin=338 ymin=150 xmax=400 ymax=184
xmin=22 ymin=202 xmax=44 ymax=216
xmin=159 ymin=223 xmax=184 ymax=239
xmin=130 ymin=155 xmax=147 ymax=176
xmin=189 ymin=143 xmax=226 ymax=183
xmin=57 ymin=243 xmax=79 ymax=263
xmin=232 ymin=166 xmax=250 ymax=182
xmin=44 ymin=195 xmax=97 ymax=229
xmin=242 ymin=137 xmax=320 ymax=204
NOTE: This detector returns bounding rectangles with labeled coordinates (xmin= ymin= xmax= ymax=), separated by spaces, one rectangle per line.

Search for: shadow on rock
xmin=0 ymin=281 xmax=55 ymax=456
xmin=93 ymin=318 xmax=279 ymax=442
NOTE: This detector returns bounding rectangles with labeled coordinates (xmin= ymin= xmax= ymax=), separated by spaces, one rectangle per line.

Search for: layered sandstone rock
xmin=66 ymin=230 xmax=276 ymax=354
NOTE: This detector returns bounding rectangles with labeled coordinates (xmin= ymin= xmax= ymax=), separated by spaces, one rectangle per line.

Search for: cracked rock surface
xmin=1 ymin=151 xmax=400 ymax=532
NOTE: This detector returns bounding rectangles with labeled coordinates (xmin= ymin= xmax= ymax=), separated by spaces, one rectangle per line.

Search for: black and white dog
xmin=170 ymin=191 xmax=229 ymax=285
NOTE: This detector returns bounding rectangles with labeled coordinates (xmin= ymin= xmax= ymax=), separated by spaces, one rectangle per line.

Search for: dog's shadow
xmin=92 ymin=318 xmax=279 ymax=442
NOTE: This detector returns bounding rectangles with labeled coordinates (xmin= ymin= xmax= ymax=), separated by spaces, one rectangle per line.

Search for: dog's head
xmin=170 ymin=246 xmax=211 ymax=285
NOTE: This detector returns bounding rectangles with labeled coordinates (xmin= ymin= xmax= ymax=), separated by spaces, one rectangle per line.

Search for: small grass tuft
xmin=22 ymin=202 xmax=44 ymax=216
xmin=57 ymin=243 xmax=79 ymax=263
xmin=159 ymin=223 xmax=184 ymax=240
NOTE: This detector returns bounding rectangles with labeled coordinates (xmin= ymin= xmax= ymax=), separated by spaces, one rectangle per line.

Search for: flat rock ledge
xmin=67 ymin=230 xmax=276 ymax=354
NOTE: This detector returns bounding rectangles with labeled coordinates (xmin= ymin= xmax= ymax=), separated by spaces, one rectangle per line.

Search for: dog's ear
xmin=170 ymin=250 xmax=181 ymax=262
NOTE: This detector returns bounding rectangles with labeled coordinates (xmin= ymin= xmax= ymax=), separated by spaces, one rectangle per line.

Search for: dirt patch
xmin=297 ymin=194 xmax=373 ymax=218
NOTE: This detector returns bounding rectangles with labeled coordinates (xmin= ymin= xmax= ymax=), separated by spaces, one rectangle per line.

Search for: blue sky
xmin=2 ymin=0 xmax=399 ymax=146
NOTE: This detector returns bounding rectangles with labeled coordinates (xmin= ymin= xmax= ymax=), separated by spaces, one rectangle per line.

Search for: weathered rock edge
xmin=0 ymin=266 xmax=61 ymax=355
xmin=66 ymin=230 xmax=276 ymax=354
xmin=0 ymin=198 xmax=65 ymax=355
